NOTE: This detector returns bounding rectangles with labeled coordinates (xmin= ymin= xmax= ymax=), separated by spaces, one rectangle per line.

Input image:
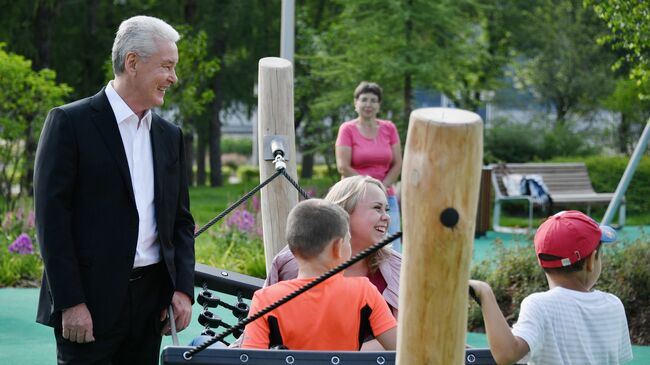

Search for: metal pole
xmin=602 ymin=119 xmax=650 ymax=225
xmin=280 ymin=0 xmax=295 ymax=63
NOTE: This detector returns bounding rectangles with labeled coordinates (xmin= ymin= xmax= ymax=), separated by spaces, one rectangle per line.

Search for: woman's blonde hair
xmin=324 ymin=175 xmax=391 ymax=273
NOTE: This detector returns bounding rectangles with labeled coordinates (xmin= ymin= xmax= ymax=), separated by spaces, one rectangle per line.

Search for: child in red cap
xmin=469 ymin=210 xmax=632 ymax=365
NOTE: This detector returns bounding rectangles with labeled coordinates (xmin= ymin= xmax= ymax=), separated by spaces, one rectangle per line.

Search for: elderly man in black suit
xmin=34 ymin=15 xmax=195 ymax=364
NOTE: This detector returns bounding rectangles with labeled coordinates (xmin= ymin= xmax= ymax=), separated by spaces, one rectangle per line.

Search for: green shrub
xmin=0 ymin=247 xmax=42 ymax=287
xmin=236 ymin=165 xmax=260 ymax=184
xmin=469 ymin=235 xmax=650 ymax=345
xmin=485 ymin=117 xmax=598 ymax=163
xmin=222 ymin=165 xmax=235 ymax=178
xmin=0 ymin=205 xmax=42 ymax=287
xmin=598 ymin=236 xmax=650 ymax=344
xmin=485 ymin=118 xmax=541 ymax=163
xmin=221 ymin=137 xmax=253 ymax=156
xmin=539 ymin=123 xmax=599 ymax=160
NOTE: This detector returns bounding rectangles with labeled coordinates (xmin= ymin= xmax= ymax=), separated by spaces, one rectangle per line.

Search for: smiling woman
xmin=265 ymin=175 xmax=401 ymax=316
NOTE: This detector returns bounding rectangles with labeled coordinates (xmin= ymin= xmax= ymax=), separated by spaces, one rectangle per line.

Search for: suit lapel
xmin=89 ymin=89 xmax=136 ymax=206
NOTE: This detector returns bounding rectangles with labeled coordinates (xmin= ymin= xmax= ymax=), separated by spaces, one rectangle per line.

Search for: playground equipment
xmin=162 ymin=58 xmax=493 ymax=365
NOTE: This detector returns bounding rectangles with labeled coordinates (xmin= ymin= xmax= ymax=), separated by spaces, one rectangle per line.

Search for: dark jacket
xmin=33 ymin=88 xmax=195 ymax=335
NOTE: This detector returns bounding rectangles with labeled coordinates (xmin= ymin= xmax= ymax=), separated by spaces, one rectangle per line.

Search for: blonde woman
xmin=266 ymin=175 xmax=400 ymax=318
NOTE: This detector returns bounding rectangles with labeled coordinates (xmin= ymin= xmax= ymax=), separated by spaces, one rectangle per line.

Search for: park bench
xmin=490 ymin=162 xmax=625 ymax=233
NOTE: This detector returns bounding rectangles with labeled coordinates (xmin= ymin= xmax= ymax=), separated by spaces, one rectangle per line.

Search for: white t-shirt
xmin=512 ymin=287 xmax=633 ymax=365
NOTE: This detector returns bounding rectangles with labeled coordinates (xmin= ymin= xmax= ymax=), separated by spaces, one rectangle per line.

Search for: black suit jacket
xmin=34 ymin=89 xmax=195 ymax=335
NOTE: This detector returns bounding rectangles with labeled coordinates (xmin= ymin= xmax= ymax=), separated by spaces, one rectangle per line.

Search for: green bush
xmin=236 ymin=165 xmax=260 ymax=184
xmin=598 ymin=236 xmax=650 ymax=344
xmin=0 ymin=205 xmax=42 ymax=287
xmin=485 ymin=118 xmax=541 ymax=163
xmin=469 ymin=235 xmax=650 ymax=345
xmin=221 ymin=137 xmax=253 ymax=156
xmin=485 ymin=117 xmax=598 ymax=163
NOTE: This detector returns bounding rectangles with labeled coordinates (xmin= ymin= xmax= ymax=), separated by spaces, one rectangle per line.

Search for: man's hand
xmin=160 ymin=291 xmax=192 ymax=336
xmin=62 ymin=303 xmax=95 ymax=343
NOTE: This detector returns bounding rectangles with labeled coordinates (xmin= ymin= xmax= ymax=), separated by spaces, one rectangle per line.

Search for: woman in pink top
xmin=335 ymin=81 xmax=403 ymax=251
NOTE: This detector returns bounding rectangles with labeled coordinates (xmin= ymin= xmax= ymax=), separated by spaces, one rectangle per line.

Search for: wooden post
xmin=397 ymin=107 xmax=483 ymax=365
xmin=257 ymin=57 xmax=299 ymax=273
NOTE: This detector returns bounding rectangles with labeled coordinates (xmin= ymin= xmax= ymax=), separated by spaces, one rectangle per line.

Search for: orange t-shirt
xmin=241 ymin=273 xmax=396 ymax=350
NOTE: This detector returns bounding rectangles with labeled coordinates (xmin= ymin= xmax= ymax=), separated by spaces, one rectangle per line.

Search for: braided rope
xmin=280 ymin=169 xmax=311 ymax=199
xmin=193 ymin=169 xmax=284 ymax=238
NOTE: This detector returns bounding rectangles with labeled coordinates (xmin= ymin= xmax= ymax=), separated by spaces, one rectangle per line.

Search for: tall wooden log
xmin=397 ymin=107 xmax=483 ymax=364
xmin=257 ymin=57 xmax=299 ymax=273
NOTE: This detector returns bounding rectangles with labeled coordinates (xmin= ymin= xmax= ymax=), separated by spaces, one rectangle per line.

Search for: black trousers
xmin=55 ymin=263 xmax=168 ymax=365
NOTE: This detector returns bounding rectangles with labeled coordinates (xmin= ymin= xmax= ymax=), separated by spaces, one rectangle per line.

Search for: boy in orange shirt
xmin=241 ymin=199 xmax=397 ymax=350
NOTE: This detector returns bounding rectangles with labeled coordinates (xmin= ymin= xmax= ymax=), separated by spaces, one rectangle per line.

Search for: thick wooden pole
xmin=257 ymin=57 xmax=299 ymax=273
xmin=397 ymin=107 xmax=483 ymax=365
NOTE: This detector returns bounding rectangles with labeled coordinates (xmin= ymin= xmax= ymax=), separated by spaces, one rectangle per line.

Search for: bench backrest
xmin=491 ymin=162 xmax=597 ymax=198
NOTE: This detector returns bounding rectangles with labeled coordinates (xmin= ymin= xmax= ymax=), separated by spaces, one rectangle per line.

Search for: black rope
xmin=193 ymin=169 xmax=284 ymax=238
xmin=280 ymin=169 xmax=311 ymax=199
xmin=182 ymin=232 xmax=402 ymax=360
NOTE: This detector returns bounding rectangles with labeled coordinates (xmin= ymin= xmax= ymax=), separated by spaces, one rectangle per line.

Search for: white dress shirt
xmin=105 ymin=81 xmax=159 ymax=268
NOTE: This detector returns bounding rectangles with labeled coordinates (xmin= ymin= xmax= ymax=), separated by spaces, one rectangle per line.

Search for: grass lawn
xmin=189 ymin=177 xmax=336 ymax=226
xmin=190 ymin=178 xmax=650 ymax=232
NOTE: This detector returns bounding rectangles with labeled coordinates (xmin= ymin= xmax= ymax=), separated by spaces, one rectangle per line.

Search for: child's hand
xmin=468 ymin=279 xmax=492 ymax=300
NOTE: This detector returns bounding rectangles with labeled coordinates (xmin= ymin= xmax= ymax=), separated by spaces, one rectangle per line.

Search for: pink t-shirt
xmin=336 ymin=119 xmax=400 ymax=196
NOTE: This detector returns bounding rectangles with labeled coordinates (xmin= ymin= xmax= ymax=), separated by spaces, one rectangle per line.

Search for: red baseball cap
xmin=534 ymin=210 xmax=617 ymax=268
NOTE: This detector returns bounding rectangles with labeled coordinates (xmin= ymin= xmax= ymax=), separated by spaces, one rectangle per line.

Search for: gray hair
xmin=111 ymin=15 xmax=180 ymax=76
xmin=286 ymin=199 xmax=349 ymax=260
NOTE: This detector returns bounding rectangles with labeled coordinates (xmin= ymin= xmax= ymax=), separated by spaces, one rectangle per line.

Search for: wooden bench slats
xmin=489 ymin=162 xmax=625 ymax=232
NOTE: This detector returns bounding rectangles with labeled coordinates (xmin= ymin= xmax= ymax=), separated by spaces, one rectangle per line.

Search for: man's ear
xmin=124 ymin=52 xmax=139 ymax=74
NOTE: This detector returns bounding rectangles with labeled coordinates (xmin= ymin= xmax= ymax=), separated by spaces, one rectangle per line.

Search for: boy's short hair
xmin=534 ymin=210 xmax=616 ymax=272
xmin=286 ymin=199 xmax=349 ymax=260
xmin=354 ymin=81 xmax=383 ymax=103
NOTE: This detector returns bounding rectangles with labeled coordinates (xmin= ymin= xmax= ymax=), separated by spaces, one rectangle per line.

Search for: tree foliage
xmin=509 ymin=0 xmax=616 ymax=124
xmin=588 ymin=0 xmax=650 ymax=91
xmin=0 ymin=44 xmax=71 ymax=210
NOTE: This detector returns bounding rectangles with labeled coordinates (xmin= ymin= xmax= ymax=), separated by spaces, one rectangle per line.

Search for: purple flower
xmin=225 ymin=208 xmax=257 ymax=234
xmin=8 ymin=233 xmax=34 ymax=255
xmin=26 ymin=210 xmax=35 ymax=229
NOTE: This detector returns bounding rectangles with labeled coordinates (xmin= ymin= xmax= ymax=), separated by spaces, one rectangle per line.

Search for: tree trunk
xmin=209 ymin=72 xmax=223 ymax=187
xmin=197 ymin=133 xmax=207 ymax=186
xmin=403 ymin=72 xmax=413 ymax=128
xmin=617 ymin=112 xmax=631 ymax=154
xmin=300 ymin=151 xmax=314 ymax=179
xmin=24 ymin=1 xmax=57 ymax=196
xmin=403 ymin=0 xmax=413 ymax=126
xmin=184 ymin=130 xmax=195 ymax=186
xmin=33 ymin=1 xmax=55 ymax=70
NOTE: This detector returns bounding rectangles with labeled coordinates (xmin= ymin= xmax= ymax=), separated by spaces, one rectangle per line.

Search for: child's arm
xmin=375 ymin=326 xmax=397 ymax=350
xmin=469 ymin=280 xmax=530 ymax=365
